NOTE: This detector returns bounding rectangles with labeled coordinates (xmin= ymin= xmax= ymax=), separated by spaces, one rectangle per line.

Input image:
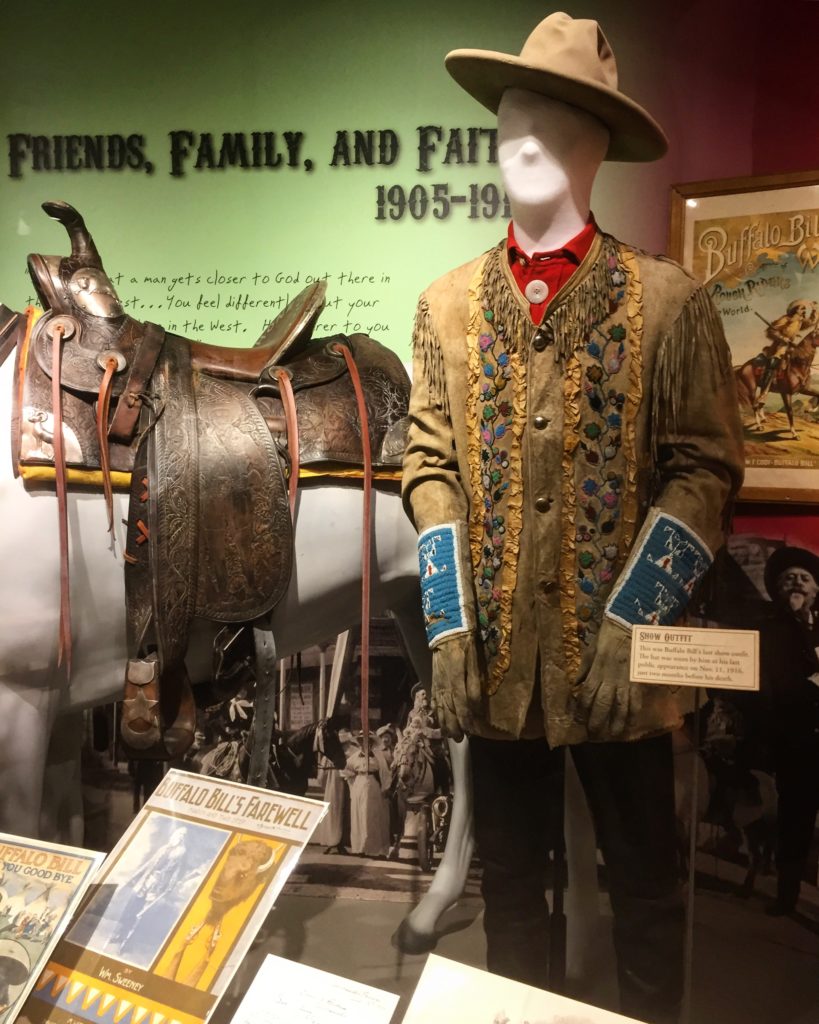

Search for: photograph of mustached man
xmin=704 ymin=530 xmax=819 ymax=917
xmin=756 ymin=544 xmax=819 ymax=915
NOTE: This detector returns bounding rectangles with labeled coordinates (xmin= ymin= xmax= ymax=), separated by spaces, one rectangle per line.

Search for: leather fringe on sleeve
xmin=412 ymin=295 xmax=449 ymax=419
xmin=651 ymin=284 xmax=732 ymax=453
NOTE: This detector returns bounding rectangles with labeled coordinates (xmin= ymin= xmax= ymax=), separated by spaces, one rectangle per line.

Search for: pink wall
xmin=576 ymin=0 xmax=762 ymax=252
xmin=751 ymin=1 xmax=819 ymax=174
xmin=585 ymin=0 xmax=819 ymax=254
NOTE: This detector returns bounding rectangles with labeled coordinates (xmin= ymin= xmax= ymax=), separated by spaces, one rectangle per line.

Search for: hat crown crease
xmin=519 ymin=14 xmax=618 ymax=91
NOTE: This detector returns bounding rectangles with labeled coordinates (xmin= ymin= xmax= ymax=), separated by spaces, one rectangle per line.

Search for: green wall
xmin=0 ymin=1 xmax=753 ymax=360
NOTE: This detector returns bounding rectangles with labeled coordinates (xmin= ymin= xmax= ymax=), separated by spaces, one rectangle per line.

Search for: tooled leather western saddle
xmin=8 ymin=201 xmax=410 ymax=782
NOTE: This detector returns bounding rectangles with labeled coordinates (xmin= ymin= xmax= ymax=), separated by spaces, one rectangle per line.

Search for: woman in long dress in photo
xmin=342 ymin=731 xmax=392 ymax=857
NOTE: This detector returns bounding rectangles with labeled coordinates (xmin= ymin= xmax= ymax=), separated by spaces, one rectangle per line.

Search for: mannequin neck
xmin=498 ymin=89 xmax=607 ymax=255
xmin=510 ymin=200 xmax=590 ymax=256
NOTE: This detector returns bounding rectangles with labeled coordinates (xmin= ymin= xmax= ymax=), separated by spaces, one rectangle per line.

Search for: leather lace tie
xmin=96 ymin=356 xmax=119 ymax=534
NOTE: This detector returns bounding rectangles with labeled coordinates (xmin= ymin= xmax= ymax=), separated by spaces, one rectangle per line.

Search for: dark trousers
xmin=470 ymin=732 xmax=684 ymax=1024
xmin=774 ymin=738 xmax=819 ymax=909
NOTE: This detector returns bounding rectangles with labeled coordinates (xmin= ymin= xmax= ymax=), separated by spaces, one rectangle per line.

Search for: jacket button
xmin=533 ymin=415 xmax=549 ymax=429
xmin=535 ymin=496 xmax=553 ymax=513
xmin=524 ymin=279 xmax=549 ymax=304
xmin=532 ymin=328 xmax=550 ymax=351
xmin=540 ymin=579 xmax=557 ymax=595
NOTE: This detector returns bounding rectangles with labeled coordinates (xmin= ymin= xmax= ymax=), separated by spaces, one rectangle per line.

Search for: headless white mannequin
xmin=493 ymin=87 xmax=616 ymax=986
xmin=496 ymin=87 xmax=639 ymax=734
xmin=496 ymin=85 xmax=615 ymax=983
xmin=497 ymin=88 xmax=608 ymax=256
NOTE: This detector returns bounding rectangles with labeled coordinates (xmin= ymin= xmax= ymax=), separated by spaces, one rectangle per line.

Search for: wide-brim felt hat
xmin=763 ymin=545 xmax=819 ymax=599
xmin=445 ymin=11 xmax=668 ymax=163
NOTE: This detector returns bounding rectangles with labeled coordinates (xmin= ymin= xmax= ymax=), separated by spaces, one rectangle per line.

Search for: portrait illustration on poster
xmin=66 ymin=817 xmax=228 ymax=971
xmin=0 ymin=835 xmax=103 ymax=1024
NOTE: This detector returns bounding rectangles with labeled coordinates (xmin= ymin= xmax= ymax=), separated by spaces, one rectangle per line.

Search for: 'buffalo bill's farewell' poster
xmin=17 ymin=771 xmax=326 ymax=1024
xmin=674 ymin=176 xmax=819 ymax=500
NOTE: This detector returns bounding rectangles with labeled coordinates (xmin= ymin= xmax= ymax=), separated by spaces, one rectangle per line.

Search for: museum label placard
xmin=630 ymin=626 xmax=759 ymax=690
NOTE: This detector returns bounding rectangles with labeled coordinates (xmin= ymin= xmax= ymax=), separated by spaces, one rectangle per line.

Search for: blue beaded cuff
xmin=606 ymin=511 xmax=713 ymax=630
xmin=418 ymin=524 xmax=471 ymax=647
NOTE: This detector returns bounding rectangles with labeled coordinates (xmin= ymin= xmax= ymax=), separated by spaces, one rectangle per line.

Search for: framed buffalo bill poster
xmin=669 ymin=170 xmax=819 ymax=502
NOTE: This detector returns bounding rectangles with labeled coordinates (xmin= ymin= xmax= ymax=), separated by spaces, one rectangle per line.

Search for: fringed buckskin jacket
xmin=402 ymin=232 xmax=745 ymax=746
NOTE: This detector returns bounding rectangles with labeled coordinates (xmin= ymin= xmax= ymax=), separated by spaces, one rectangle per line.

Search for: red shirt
xmin=507 ymin=217 xmax=597 ymax=323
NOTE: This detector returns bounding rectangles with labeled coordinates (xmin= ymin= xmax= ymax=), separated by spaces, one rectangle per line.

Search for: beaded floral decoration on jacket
xmin=575 ymin=251 xmax=630 ymax=647
xmin=475 ymin=307 xmax=514 ymax=662
xmin=467 ymin=238 xmax=641 ymax=692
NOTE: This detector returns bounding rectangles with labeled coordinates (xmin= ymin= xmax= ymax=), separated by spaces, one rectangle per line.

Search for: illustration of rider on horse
xmin=754 ymin=298 xmax=818 ymax=405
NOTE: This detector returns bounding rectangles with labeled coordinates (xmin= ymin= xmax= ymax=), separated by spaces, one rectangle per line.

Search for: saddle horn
xmin=41 ymin=200 xmax=102 ymax=268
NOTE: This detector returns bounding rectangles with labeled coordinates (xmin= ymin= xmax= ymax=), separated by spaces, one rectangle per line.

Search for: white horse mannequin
xmin=0 ymin=344 xmax=474 ymax=950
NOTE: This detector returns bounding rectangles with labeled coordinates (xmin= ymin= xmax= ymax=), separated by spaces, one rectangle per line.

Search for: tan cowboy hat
xmin=445 ymin=11 xmax=668 ymax=162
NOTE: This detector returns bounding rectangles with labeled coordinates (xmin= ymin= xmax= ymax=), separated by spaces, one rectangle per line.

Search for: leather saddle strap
xmin=50 ymin=321 xmax=71 ymax=674
xmin=96 ymin=357 xmax=119 ymax=534
xmin=0 ymin=308 xmax=23 ymax=369
xmin=276 ymin=369 xmax=300 ymax=519
xmin=248 ymin=624 xmax=278 ymax=788
xmin=108 ymin=322 xmax=166 ymax=444
xmin=333 ymin=343 xmax=373 ymax=747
